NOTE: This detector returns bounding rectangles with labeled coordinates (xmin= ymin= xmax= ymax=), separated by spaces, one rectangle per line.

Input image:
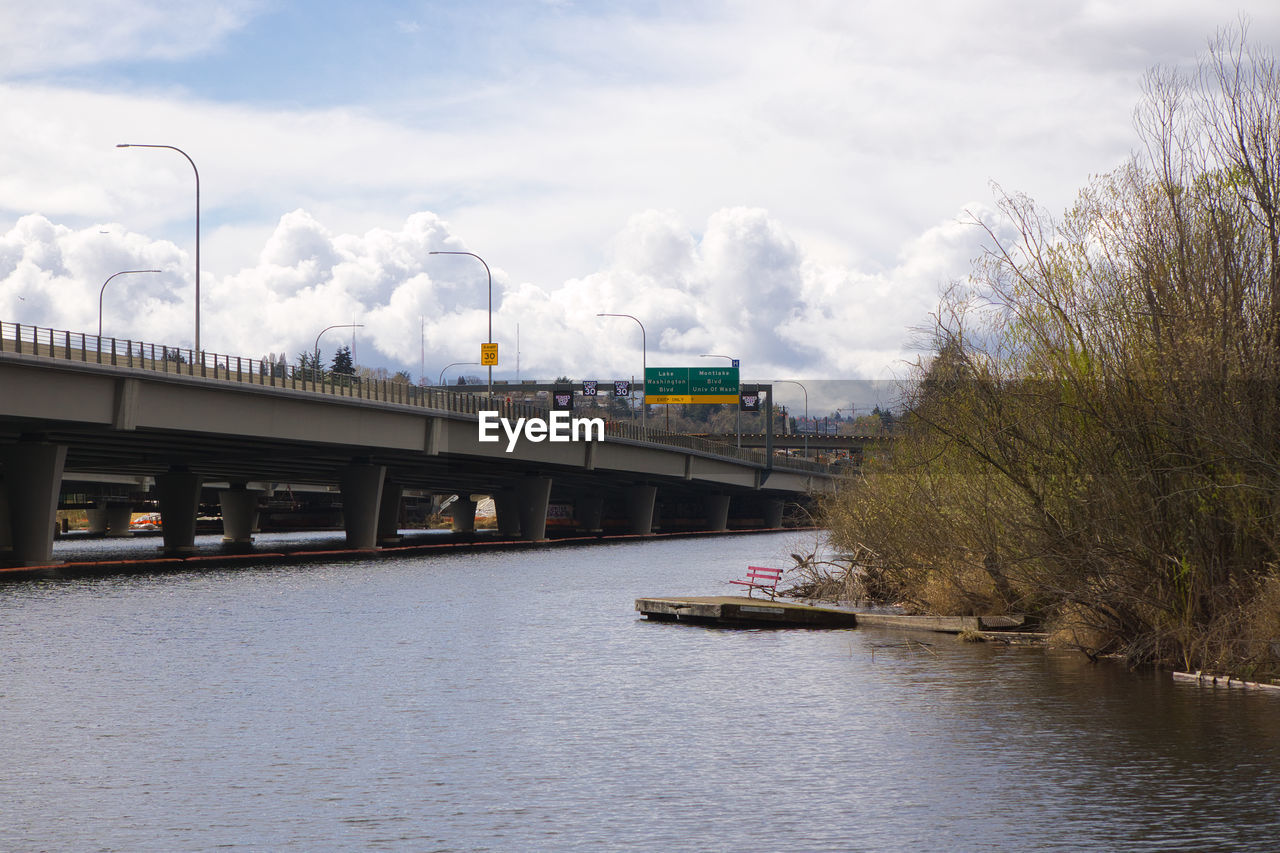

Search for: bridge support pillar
xmin=105 ymin=502 xmax=134 ymax=537
xmin=449 ymin=497 xmax=477 ymax=532
xmin=85 ymin=507 xmax=109 ymax=534
xmin=578 ymin=493 xmax=605 ymax=534
xmin=219 ymin=484 xmax=260 ymax=544
xmin=626 ymin=484 xmax=657 ymax=535
xmin=763 ymin=499 xmax=785 ymax=529
xmin=0 ymin=489 xmax=11 ymax=552
xmin=516 ymin=477 xmax=553 ymax=542
xmin=1 ymin=442 xmax=67 ymax=565
xmin=340 ymin=463 xmax=385 ymax=549
xmin=377 ymin=479 xmax=404 ymax=545
xmin=704 ymin=494 xmax=731 ymax=532
xmin=493 ymin=491 xmax=521 ymax=538
xmin=156 ymin=468 xmax=202 ymax=554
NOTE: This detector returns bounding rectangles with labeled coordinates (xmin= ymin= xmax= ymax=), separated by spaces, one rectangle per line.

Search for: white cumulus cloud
xmin=1 ymin=205 xmax=988 ymax=382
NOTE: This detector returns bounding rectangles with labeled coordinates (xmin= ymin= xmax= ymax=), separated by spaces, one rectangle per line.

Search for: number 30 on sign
xmin=480 ymin=343 xmax=499 ymax=365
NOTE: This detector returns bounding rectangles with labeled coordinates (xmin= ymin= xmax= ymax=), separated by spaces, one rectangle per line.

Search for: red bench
xmin=730 ymin=565 xmax=783 ymax=600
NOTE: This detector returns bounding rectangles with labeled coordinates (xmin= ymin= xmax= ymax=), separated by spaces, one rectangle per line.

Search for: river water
xmin=3 ymin=531 xmax=1279 ymax=852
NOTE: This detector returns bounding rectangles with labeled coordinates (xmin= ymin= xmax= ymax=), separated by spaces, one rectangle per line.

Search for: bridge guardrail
xmin=0 ymin=321 xmax=838 ymax=475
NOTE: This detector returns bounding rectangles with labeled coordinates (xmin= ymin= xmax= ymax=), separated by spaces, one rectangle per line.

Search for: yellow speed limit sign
xmin=480 ymin=342 xmax=499 ymax=365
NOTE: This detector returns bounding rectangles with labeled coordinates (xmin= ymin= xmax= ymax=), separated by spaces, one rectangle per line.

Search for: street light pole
xmin=314 ymin=323 xmax=364 ymax=379
xmin=700 ymin=352 xmax=740 ymax=448
xmin=99 ymin=269 xmax=161 ymax=339
xmin=774 ymin=379 xmax=809 ymax=458
xmin=439 ymin=361 xmax=481 ymax=386
xmin=430 ymin=251 xmax=493 ymax=397
xmin=116 ymin=143 xmax=200 ymax=353
xmin=598 ymin=313 xmax=646 ymax=431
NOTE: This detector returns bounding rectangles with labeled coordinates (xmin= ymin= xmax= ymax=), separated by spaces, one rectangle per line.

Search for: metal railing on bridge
xmin=0 ymin=321 xmax=839 ymax=476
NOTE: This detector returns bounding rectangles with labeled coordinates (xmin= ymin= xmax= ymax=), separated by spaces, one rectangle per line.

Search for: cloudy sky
xmin=3 ymin=1 xmax=1279 ymax=413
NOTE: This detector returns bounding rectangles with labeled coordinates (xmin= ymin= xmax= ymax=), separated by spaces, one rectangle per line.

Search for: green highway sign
xmin=644 ymin=366 xmax=740 ymax=404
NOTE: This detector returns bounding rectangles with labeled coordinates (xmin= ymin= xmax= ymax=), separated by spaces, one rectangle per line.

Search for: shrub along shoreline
xmin=821 ymin=25 xmax=1280 ymax=683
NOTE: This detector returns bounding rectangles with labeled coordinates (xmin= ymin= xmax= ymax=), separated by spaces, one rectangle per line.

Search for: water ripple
xmin=2 ymin=532 xmax=1278 ymax=851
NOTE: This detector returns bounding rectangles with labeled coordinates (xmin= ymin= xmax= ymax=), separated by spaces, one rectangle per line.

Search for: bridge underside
xmin=0 ymin=357 xmax=834 ymax=566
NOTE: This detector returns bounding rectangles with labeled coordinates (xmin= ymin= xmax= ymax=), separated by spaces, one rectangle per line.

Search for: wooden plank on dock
xmin=976 ymin=630 xmax=1048 ymax=644
xmin=635 ymin=595 xmax=857 ymax=628
xmin=1173 ymin=671 xmax=1280 ymax=692
xmin=851 ymin=612 xmax=1026 ymax=633
xmin=851 ymin=613 xmax=978 ymax=632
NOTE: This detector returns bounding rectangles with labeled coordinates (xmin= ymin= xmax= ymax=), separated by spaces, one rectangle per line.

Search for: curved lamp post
xmin=117 ymin=143 xmax=200 ymax=352
xmin=439 ymin=361 xmax=481 ymax=386
xmin=774 ymin=379 xmax=809 ymax=457
xmin=99 ymin=269 xmax=161 ymax=339
xmin=700 ymin=353 xmax=740 ymax=448
xmin=314 ymin=324 xmax=364 ymax=377
xmin=598 ymin=312 xmax=646 ymax=430
xmin=429 ymin=251 xmax=493 ymax=397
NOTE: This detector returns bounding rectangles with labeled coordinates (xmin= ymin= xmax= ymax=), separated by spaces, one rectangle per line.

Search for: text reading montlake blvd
xmin=478 ymin=411 xmax=605 ymax=452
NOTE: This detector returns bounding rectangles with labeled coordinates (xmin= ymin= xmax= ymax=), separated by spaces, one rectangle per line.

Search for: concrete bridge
xmin=0 ymin=323 xmax=843 ymax=566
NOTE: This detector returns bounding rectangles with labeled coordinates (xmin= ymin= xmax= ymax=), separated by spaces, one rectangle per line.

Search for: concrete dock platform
xmin=635 ymin=597 xmax=1044 ymax=638
xmin=635 ymin=595 xmax=858 ymax=628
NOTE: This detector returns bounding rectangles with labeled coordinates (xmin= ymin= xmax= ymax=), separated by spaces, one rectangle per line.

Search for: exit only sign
xmin=643 ymin=366 xmax=739 ymax=404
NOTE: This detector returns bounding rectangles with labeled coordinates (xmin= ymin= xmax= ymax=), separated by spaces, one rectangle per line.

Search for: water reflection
xmin=2 ymin=532 xmax=1278 ymax=852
